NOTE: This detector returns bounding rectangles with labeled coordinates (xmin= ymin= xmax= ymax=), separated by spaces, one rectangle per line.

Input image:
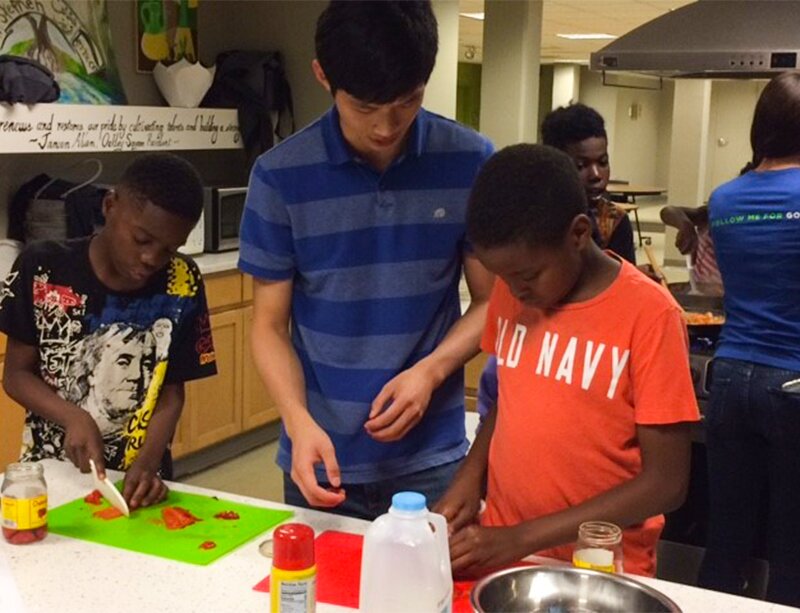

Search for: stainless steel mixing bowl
xmin=470 ymin=565 xmax=682 ymax=613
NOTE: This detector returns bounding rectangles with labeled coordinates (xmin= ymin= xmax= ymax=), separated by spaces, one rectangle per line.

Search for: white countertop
xmin=192 ymin=250 xmax=240 ymax=275
xmin=1 ymin=460 xmax=794 ymax=613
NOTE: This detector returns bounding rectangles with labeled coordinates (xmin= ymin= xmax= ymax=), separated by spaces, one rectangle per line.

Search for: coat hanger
xmin=33 ymin=158 xmax=104 ymax=201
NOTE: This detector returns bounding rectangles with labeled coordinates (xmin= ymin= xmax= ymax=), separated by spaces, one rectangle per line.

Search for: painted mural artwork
xmin=0 ymin=0 xmax=126 ymax=104
xmin=136 ymin=0 xmax=198 ymax=72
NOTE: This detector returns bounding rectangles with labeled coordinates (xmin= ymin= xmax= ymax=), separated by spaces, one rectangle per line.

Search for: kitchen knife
xmin=89 ymin=459 xmax=130 ymax=517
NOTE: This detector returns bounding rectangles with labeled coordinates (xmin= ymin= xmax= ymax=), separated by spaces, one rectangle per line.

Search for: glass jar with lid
xmin=572 ymin=521 xmax=623 ymax=573
xmin=1 ymin=462 xmax=48 ymax=545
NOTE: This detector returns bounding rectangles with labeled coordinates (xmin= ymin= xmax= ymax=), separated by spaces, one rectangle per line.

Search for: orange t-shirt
xmin=480 ymin=259 xmax=700 ymax=577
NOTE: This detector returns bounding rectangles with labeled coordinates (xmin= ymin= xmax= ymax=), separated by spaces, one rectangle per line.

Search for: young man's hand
xmin=123 ymin=463 xmax=169 ymax=509
xmin=433 ymin=472 xmax=483 ymax=536
xmin=365 ymin=363 xmax=438 ymax=442
xmin=63 ymin=410 xmax=105 ymax=475
xmin=289 ymin=417 xmax=346 ymax=508
xmin=449 ymin=524 xmax=527 ymax=576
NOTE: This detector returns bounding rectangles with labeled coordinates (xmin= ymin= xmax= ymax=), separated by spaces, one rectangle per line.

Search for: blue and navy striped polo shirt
xmin=239 ymin=106 xmax=494 ymax=482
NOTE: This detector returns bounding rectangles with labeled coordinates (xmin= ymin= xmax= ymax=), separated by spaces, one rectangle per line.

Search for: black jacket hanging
xmin=201 ymin=50 xmax=295 ymax=170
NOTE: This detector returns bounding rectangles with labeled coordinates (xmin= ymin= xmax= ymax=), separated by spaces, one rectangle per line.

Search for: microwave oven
xmin=203 ymin=186 xmax=247 ymax=253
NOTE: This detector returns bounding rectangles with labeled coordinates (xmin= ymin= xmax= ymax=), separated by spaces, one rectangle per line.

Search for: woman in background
xmin=698 ymin=70 xmax=800 ymax=607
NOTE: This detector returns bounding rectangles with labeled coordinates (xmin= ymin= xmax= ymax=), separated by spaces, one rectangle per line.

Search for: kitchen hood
xmin=590 ymin=0 xmax=800 ymax=78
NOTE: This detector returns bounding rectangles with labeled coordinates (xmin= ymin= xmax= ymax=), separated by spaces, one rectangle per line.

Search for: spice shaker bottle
xmin=270 ymin=522 xmax=317 ymax=613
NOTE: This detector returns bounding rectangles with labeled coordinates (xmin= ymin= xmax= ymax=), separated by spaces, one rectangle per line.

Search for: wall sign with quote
xmin=0 ymin=103 xmax=241 ymax=153
xmin=137 ymin=0 xmax=198 ymax=73
xmin=0 ymin=0 xmax=126 ymax=104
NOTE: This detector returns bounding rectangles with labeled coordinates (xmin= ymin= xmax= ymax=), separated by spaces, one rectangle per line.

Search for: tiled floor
xmin=181 ymin=203 xmax=688 ymax=501
xmin=180 ymin=440 xmax=284 ymax=501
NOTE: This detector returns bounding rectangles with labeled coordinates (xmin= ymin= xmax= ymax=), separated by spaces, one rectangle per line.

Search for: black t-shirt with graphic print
xmin=0 ymin=237 xmax=217 ymax=472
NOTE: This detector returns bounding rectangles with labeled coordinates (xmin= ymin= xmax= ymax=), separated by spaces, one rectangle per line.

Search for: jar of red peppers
xmin=1 ymin=462 xmax=48 ymax=545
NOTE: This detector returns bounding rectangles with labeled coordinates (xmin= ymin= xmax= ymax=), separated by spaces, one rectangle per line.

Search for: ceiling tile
xmin=459 ymin=0 xmax=694 ymax=63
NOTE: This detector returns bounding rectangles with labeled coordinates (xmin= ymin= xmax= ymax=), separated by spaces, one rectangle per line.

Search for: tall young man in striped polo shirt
xmin=239 ymin=1 xmax=495 ymax=520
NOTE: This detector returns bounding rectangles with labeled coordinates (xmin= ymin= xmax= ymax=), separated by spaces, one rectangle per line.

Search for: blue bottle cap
xmin=391 ymin=491 xmax=426 ymax=512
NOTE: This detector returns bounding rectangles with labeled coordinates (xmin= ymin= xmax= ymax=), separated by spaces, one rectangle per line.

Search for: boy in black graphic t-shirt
xmin=0 ymin=153 xmax=216 ymax=510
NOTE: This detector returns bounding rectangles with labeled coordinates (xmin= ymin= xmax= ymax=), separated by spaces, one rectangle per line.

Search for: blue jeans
xmin=283 ymin=460 xmax=462 ymax=521
xmin=697 ymin=358 xmax=800 ymax=607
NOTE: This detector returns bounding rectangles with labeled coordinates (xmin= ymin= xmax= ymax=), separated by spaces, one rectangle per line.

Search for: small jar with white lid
xmin=572 ymin=521 xmax=623 ymax=573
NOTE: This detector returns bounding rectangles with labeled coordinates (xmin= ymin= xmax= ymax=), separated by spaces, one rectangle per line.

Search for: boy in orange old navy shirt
xmin=434 ymin=144 xmax=699 ymax=578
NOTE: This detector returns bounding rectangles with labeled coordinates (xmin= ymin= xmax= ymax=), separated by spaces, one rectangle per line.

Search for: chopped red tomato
xmin=162 ymin=506 xmax=201 ymax=530
xmin=213 ymin=511 xmax=240 ymax=520
xmin=93 ymin=507 xmax=124 ymax=520
xmin=84 ymin=489 xmax=103 ymax=505
xmin=199 ymin=540 xmax=217 ymax=550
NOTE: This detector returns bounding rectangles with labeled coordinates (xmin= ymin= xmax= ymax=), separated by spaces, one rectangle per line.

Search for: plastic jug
xmin=359 ymin=491 xmax=452 ymax=613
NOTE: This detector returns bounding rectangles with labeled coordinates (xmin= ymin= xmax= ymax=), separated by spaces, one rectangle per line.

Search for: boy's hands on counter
xmin=288 ymin=414 xmax=346 ymax=508
xmin=433 ymin=470 xmax=483 ymax=535
xmin=123 ymin=463 xmax=169 ymax=509
xmin=63 ymin=410 xmax=105 ymax=475
xmin=365 ymin=361 xmax=438 ymax=442
xmin=449 ymin=524 xmax=528 ymax=576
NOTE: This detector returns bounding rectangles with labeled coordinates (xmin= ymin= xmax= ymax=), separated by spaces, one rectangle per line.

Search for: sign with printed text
xmin=0 ymin=103 xmax=241 ymax=153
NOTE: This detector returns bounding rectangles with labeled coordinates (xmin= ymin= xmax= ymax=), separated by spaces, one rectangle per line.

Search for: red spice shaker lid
xmin=272 ymin=523 xmax=315 ymax=570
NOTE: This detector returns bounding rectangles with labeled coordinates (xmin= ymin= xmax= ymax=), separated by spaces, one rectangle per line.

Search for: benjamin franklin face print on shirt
xmin=0 ymin=238 xmax=216 ymax=470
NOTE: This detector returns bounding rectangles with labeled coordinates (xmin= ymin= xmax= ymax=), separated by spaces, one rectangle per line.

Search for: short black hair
xmin=315 ymin=1 xmax=438 ymax=103
xmin=750 ymin=70 xmax=800 ymax=159
xmin=467 ymin=144 xmax=588 ymax=250
xmin=540 ymin=103 xmax=607 ymax=151
xmin=118 ymin=153 xmax=203 ymax=222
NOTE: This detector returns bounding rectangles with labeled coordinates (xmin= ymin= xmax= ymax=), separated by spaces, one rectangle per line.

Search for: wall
xmin=705 ymin=80 xmax=766 ymax=197
xmin=1 ymin=0 xmax=463 ymax=240
xmin=579 ymin=68 xmax=619 ymax=165
xmin=579 ymin=69 xmax=674 ymax=187
xmin=199 ymin=0 xmax=330 ymax=130
xmin=199 ymin=0 xmax=459 ymax=128
xmin=0 ymin=1 xmax=259 ymax=240
xmin=579 ymin=71 xmax=767 ymax=203
xmin=611 ymin=82 xmax=665 ymax=186
xmin=654 ymin=79 xmax=675 ymax=190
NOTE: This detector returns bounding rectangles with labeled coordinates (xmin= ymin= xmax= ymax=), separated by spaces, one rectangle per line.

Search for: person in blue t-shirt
xmin=696 ymin=71 xmax=800 ymax=608
xmin=238 ymin=1 xmax=494 ymax=520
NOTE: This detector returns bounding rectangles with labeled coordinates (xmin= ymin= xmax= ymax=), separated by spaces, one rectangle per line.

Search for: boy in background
xmin=435 ymin=145 xmax=698 ymax=577
xmin=541 ymin=103 xmax=636 ymax=265
xmin=0 ymin=153 xmax=216 ymax=509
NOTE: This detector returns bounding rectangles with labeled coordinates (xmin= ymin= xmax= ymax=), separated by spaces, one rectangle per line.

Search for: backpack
xmin=201 ymin=50 xmax=295 ymax=169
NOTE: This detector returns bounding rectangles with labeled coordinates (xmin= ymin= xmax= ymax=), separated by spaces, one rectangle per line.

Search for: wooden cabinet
xmin=464 ymin=351 xmax=490 ymax=413
xmin=172 ymin=270 xmax=278 ymax=459
xmin=186 ymin=309 xmax=244 ymax=450
xmin=0 ymin=353 xmax=27 ymax=473
xmin=242 ymin=306 xmax=280 ymax=430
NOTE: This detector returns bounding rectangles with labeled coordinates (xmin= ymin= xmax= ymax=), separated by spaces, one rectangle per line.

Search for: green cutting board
xmin=48 ymin=487 xmax=293 ymax=565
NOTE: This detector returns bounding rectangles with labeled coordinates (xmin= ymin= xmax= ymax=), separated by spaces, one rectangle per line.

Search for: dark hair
xmin=315 ymin=1 xmax=438 ymax=103
xmin=540 ymin=103 xmax=607 ymax=150
xmin=467 ymin=144 xmax=588 ymax=250
xmin=118 ymin=153 xmax=203 ymax=222
xmin=750 ymin=70 xmax=800 ymax=159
